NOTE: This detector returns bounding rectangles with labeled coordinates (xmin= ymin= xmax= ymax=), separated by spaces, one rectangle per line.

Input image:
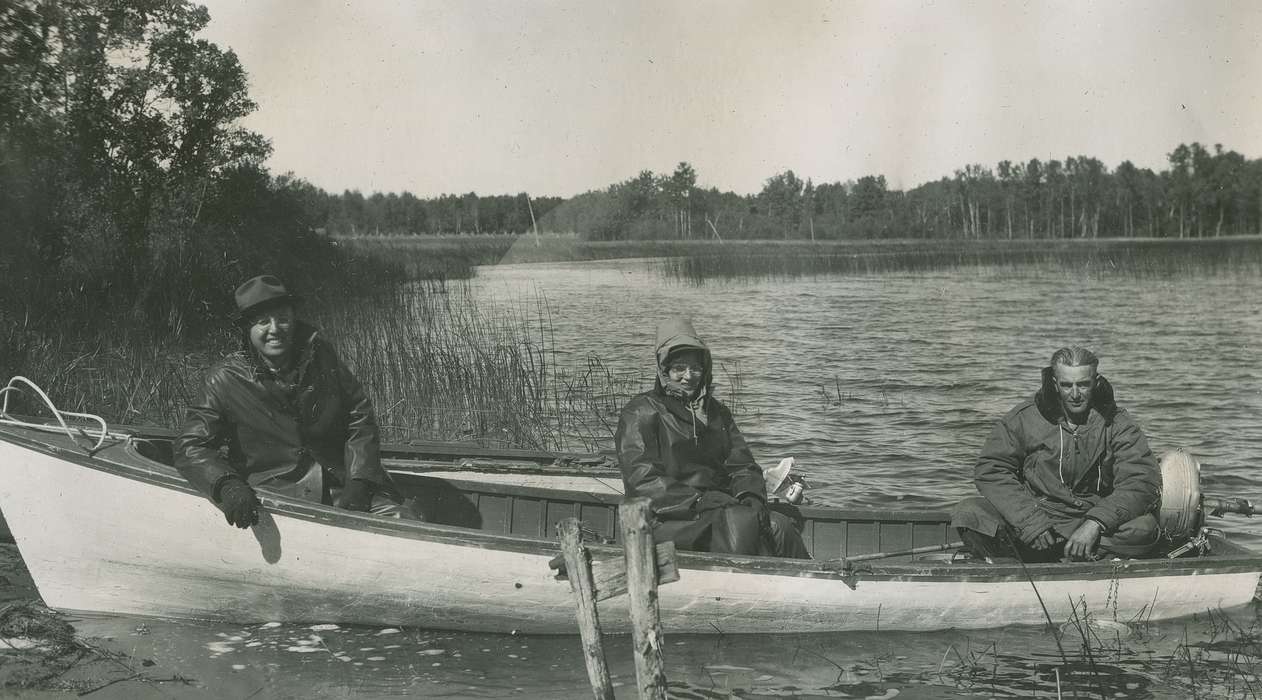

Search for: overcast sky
xmin=197 ymin=0 xmax=1262 ymax=198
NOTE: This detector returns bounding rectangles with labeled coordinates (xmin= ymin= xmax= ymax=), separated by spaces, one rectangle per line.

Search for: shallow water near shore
xmin=6 ymin=251 xmax=1262 ymax=697
xmin=41 ymin=601 xmax=1262 ymax=698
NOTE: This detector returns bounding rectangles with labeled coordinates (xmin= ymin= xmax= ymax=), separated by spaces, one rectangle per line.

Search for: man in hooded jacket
xmin=176 ymin=275 xmax=418 ymax=528
xmin=615 ymin=317 xmax=810 ymax=558
xmin=951 ymin=346 xmax=1161 ymax=562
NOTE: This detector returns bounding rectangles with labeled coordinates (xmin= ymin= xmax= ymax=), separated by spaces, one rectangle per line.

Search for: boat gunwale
xmin=3 ymin=422 xmax=1261 ymax=585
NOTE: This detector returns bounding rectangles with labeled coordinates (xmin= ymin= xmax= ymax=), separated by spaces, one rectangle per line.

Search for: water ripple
xmin=471 ymin=260 xmax=1262 ymax=545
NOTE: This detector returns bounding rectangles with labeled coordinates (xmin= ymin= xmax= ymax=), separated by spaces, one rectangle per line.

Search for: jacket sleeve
xmin=334 ymin=350 xmax=387 ymax=487
xmin=1085 ymin=414 xmax=1160 ymax=531
xmin=974 ymin=414 xmax=1055 ymax=544
xmin=174 ymin=367 xmax=238 ymax=501
xmin=616 ymin=399 xmax=702 ymax=519
xmin=720 ymin=404 xmax=766 ymax=501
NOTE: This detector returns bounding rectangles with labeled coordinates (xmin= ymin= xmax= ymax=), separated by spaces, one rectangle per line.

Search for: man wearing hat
xmin=175 ymin=274 xmax=418 ymax=528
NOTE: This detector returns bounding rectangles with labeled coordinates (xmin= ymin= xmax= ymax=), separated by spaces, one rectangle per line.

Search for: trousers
xmin=951 ymin=496 xmax=1159 ymax=561
xmin=328 ymin=485 xmax=423 ymax=520
xmin=653 ymin=502 xmax=811 ymax=559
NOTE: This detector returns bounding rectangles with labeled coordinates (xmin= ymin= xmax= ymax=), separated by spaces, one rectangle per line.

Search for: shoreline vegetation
xmin=311 ymin=145 xmax=1262 ymax=243
xmin=340 ymin=230 xmax=1262 ymax=268
xmin=343 ymin=232 xmax=1262 ymax=286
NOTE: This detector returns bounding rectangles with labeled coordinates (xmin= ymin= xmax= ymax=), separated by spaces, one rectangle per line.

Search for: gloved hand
xmin=740 ymin=494 xmax=772 ymax=535
xmin=694 ymin=490 xmax=739 ymax=513
xmin=217 ymin=478 xmax=260 ymax=529
xmin=336 ymin=478 xmax=374 ymax=512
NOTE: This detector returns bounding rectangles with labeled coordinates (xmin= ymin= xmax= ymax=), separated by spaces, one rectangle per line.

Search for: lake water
xmin=469 ymin=257 xmax=1262 ymax=544
xmin=11 ymin=254 xmax=1262 ymax=698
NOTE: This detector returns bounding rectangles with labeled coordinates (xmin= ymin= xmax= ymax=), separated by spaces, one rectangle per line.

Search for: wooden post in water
xmin=557 ymin=519 xmax=615 ymax=700
xmin=619 ymin=497 xmax=668 ymax=700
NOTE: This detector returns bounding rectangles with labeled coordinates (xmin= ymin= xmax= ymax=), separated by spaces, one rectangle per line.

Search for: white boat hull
xmin=1 ymin=430 xmax=1259 ymax=633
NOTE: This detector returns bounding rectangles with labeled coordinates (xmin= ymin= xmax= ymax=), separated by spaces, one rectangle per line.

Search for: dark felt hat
xmin=234 ymin=274 xmax=301 ymax=321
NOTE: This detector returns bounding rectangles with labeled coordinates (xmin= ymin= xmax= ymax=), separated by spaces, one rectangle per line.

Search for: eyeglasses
xmin=668 ymin=363 xmax=704 ymax=375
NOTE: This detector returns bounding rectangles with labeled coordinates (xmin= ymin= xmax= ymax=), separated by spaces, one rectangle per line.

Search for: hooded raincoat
xmin=952 ymin=367 xmax=1161 ymax=556
xmin=175 ymin=322 xmax=404 ymax=515
xmin=615 ymin=318 xmax=808 ymax=557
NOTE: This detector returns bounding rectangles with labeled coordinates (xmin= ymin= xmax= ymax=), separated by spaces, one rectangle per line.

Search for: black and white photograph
xmin=2 ymin=1 xmax=1262 ymax=697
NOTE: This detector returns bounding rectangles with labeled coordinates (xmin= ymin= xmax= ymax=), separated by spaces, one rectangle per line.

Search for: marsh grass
xmin=314 ymin=284 xmax=644 ymax=451
xmin=922 ymin=599 xmax=1262 ymax=699
xmin=339 ymin=234 xmax=981 ymax=269
xmin=343 ymin=234 xmax=1262 ymax=288
xmin=0 ymin=325 xmax=222 ymax=430
xmin=1 ymin=278 xmax=643 ymax=452
xmin=658 ymin=236 xmax=1262 ymax=283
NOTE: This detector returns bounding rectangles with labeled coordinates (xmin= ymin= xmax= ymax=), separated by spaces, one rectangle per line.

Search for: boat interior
xmin=128 ymin=436 xmax=960 ymax=562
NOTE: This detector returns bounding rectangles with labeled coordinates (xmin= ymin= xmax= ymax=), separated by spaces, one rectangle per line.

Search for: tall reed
xmin=1 ymin=279 xmax=640 ymax=453
xmin=315 ymin=284 xmax=641 ymax=451
xmin=656 ymin=237 xmax=1262 ymax=282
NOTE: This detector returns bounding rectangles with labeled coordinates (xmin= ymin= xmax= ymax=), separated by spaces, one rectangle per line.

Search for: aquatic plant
xmin=316 ymin=284 xmax=641 ymax=451
xmin=657 ymin=236 xmax=1262 ymax=283
xmin=1 ymin=278 xmax=643 ymax=453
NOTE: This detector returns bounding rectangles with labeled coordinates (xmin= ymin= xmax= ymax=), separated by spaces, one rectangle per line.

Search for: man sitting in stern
xmin=175 ymin=275 xmax=420 ymax=528
xmin=951 ymin=346 xmax=1161 ymax=562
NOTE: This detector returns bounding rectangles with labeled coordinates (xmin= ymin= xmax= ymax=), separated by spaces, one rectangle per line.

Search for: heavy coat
xmin=616 ymin=318 xmax=776 ymax=552
xmin=617 ymin=392 xmax=766 ymax=519
xmin=175 ymin=322 xmax=395 ymax=510
xmin=968 ymin=367 xmax=1160 ymax=544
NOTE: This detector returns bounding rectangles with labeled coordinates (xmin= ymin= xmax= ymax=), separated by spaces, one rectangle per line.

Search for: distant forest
xmin=315 ymin=144 xmax=1262 ymax=241
xmin=5 ymin=0 xmax=1261 ymax=347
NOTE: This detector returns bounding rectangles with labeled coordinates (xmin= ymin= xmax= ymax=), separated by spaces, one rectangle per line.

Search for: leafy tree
xmin=1022 ymin=159 xmax=1043 ymax=238
xmin=759 ymin=170 xmax=804 ymax=238
xmin=1 ymin=0 xmax=272 ymax=324
xmin=663 ymin=162 xmax=697 ymax=238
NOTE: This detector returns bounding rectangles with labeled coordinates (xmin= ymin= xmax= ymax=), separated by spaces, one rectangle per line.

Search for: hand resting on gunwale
xmin=174 ymin=275 xmax=422 ymax=528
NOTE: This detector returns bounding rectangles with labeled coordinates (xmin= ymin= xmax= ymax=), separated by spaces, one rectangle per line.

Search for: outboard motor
xmin=1158 ymin=448 xmax=1204 ymax=541
xmin=1159 ymin=448 xmax=1256 ymax=558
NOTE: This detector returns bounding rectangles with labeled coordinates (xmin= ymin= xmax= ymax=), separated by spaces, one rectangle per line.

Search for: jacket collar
xmin=652 ymin=385 xmax=714 ymax=427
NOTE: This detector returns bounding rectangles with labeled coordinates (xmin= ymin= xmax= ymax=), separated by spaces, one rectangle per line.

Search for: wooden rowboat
xmin=1 ymin=418 xmax=1260 ymax=634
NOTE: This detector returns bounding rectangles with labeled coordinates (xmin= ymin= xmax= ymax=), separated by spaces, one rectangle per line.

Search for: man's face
xmin=247 ymin=304 xmax=295 ymax=363
xmin=1052 ymin=363 xmax=1097 ymax=421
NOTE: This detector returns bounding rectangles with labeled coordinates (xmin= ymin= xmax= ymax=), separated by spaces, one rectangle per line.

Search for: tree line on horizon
xmin=311 ymin=144 xmax=1262 ymax=243
xmin=4 ymin=0 xmax=1261 ymax=347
